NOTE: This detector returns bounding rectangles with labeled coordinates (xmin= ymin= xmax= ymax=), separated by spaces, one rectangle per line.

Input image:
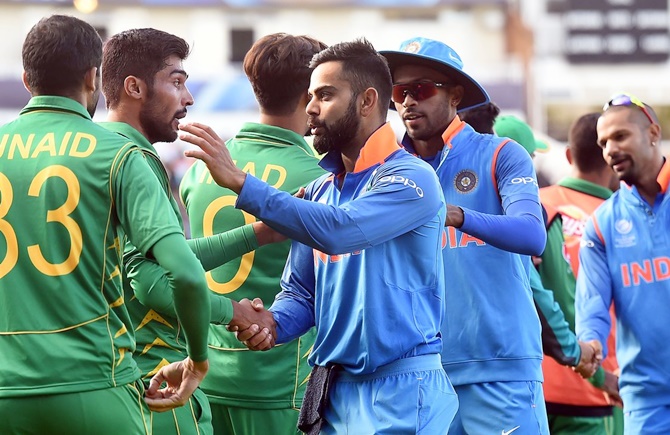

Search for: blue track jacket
xmin=236 ymin=123 xmax=447 ymax=375
xmin=576 ymin=160 xmax=670 ymax=412
xmin=403 ymin=117 xmax=545 ymax=386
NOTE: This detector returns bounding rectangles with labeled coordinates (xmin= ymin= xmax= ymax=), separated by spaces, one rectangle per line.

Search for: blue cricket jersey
xmin=576 ymin=160 xmax=670 ymax=412
xmin=235 ymin=123 xmax=447 ymax=375
xmin=403 ymin=117 xmax=544 ymax=386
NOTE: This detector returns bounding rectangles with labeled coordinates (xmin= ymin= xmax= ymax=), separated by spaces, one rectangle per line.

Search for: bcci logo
xmin=454 ymin=170 xmax=477 ymax=193
xmin=404 ymin=41 xmax=421 ymax=53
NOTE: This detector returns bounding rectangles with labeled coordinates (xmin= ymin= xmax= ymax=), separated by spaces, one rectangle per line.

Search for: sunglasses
xmin=391 ymin=81 xmax=449 ymax=104
xmin=604 ymin=93 xmax=656 ymax=125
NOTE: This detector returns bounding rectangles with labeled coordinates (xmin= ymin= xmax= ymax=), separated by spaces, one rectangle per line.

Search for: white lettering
xmin=378 ymin=175 xmax=424 ymax=197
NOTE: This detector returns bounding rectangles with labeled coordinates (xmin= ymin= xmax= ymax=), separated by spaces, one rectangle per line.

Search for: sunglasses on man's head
xmin=391 ymin=81 xmax=449 ymax=104
xmin=604 ymin=93 xmax=656 ymax=125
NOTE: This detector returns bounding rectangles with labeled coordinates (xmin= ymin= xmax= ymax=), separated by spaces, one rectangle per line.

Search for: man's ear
xmin=21 ymin=70 xmax=32 ymax=94
xmin=450 ymin=85 xmax=464 ymax=107
xmin=360 ymin=87 xmax=379 ymax=117
xmin=84 ymin=67 xmax=98 ymax=93
xmin=649 ymin=122 xmax=662 ymax=145
xmin=123 ymin=76 xmax=147 ymax=101
xmin=565 ymin=147 xmax=573 ymax=165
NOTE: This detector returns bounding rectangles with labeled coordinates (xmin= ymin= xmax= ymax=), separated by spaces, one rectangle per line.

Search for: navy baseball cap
xmin=380 ymin=37 xmax=490 ymax=112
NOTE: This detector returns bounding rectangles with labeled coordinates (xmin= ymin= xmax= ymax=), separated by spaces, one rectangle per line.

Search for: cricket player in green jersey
xmin=0 ymin=15 xmax=212 ymax=434
xmin=180 ymin=33 xmax=327 ymax=435
xmin=100 ymin=28 xmax=285 ymax=435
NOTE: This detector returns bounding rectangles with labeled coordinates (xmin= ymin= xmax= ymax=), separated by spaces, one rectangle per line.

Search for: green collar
xmin=98 ymin=122 xmax=159 ymax=156
xmin=235 ymin=122 xmax=316 ymax=155
xmin=557 ymin=177 xmax=613 ymax=200
xmin=20 ymin=96 xmax=92 ymax=120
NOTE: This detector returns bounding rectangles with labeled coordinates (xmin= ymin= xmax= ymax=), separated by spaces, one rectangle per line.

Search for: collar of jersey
xmin=235 ymin=122 xmax=316 ymax=156
xmin=319 ymin=122 xmax=401 ymax=175
xmin=558 ymin=177 xmax=613 ymax=200
xmin=98 ymin=121 xmax=158 ymax=156
xmin=20 ymin=96 xmax=92 ymax=120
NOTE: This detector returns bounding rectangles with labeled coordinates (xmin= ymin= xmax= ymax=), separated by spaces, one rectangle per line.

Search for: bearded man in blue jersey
xmin=381 ymin=37 xmax=549 ymax=435
xmin=576 ymin=94 xmax=670 ymax=434
xmin=177 ymin=38 xmax=458 ymax=434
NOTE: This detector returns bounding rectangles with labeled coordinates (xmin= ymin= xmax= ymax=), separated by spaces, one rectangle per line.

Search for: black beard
xmin=139 ymin=87 xmax=181 ymax=144
xmin=313 ymin=98 xmax=360 ymax=155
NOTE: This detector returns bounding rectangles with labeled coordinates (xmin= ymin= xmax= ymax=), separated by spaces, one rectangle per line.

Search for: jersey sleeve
xmin=460 ymin=199 xmax=546 ymax=255
xmin=124 ymin=242 xmax=234 ymax=325
xmin=236 ymin=160 xmax=443 ymax=255
xmin=186 ymin=224 xmax=258 ymax=271
xmin=531 ymin=267 xmax=580 ymax=366
xmin=112 ymin=149 xmax=183 ymax=255
xmin=575 ymin=216 xmax=613 ymax=357
xmin=113 ymin=151 xmax=211 ymax=361
xmin=270 ymin=240 xmax=317 ymax=344
xmin=496 ymin=140 xmax=542 ymax=209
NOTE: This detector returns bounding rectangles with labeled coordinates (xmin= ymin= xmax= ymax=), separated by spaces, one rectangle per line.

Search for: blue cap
xmin=380 ymin=37 xmax=489 ymax=112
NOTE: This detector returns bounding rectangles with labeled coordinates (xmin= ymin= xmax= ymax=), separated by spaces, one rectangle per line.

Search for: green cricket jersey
xmin=180 ymin=123 xmax=326 ymax=409
xmin=101 ymin=122 xmax=258 ymax=379
xmin=101 ymin=121 xmax=188 ymax=379
xmin=0 ymin=97 xmax=184 ymax=397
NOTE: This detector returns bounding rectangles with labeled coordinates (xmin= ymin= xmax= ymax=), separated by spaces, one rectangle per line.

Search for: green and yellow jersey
xmin=0 ymin=97 xmax=184 ymax=397
xmin=180 ymin=123 xmax=325 ymax=409
xmin=101 ymin=121 xmax=188 ymax=379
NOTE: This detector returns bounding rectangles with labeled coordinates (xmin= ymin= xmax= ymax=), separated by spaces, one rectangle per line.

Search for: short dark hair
xmin=569 ymin=112 xmax=607 ymax=173
xmin=459 ymin=102 xmax=500 ymax=134
xmin=244 ymin=33 xmax=326 ymax=116
xmin=310 ymin=38 xmax=392 ymax=117
xmin=22 ymin=15 xmax=102 ymax=96
xmin=102 ymin=28 xmax=190 ymax=109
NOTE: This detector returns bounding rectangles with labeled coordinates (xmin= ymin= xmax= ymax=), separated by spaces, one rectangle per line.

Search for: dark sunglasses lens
xmin=392 ymin=85 xmax=408 ymax=103
xmin=392 ymin=82 xmax=439 ymax=103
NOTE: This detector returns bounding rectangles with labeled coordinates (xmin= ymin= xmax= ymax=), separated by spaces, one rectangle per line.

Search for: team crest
xmin=615 ymin=219 xmax=633 ymax=234
xmin=454 ymin=170 xmax=477 ymax=193
xmin=614 ymin=219 xmax=636 ymax=248
xmin=404 ymin=41 xmax=421 ymax=53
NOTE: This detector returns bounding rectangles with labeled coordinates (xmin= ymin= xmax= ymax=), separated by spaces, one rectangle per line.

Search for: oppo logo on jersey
xmin=378 ymin=175 xmax=424 ymax=197
xmin=510 ymin=177 xmax=538 ymax=187
xmin=620 ymin=256 xmax=670 ymax=287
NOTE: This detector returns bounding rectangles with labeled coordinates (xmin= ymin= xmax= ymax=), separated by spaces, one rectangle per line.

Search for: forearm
xmin=458 ymin=199 xmax=546 ymax=255
xmin=269 ymin=297 xmax=315 ymax=344
xmin=531 ymin=269 xmax=580 ymax=365
xmin=150 ymin=234 xmax=211 ymax=362
xmin=127 ymin=249 xmax=233 ymax=326
xmin=186 ymin=224 xmax=258 ymax=271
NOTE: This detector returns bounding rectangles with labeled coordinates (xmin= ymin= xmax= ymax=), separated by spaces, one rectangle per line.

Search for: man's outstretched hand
xmin=180 ymin=122 xmax=247 ymax=193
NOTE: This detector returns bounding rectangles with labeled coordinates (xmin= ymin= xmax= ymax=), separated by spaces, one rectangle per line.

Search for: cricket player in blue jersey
xmin=178 ymin=38 xmax=458 ymax=434
xmin=381 ymin=38 xmax=549 ymax=434
xmin=576 ymin=94 xmax=670 ymax=434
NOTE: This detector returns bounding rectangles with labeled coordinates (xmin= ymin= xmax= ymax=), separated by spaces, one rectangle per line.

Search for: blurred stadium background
xmin=1 ymin=0 xmax=669 ymax=189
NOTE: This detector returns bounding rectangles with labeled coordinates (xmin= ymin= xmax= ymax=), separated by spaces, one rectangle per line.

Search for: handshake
xmin=574 ymin=339 xmax=603 ymax=378
xmin=229 ymin=298 xmax=278 ymax=351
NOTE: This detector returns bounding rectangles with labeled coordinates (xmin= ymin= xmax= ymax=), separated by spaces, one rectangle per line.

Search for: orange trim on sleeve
xmin=352 ymin=122 xmax=401 ymax=173
xmin=440 ymin=115 xmax=466 ymax=149
xmin=656 ymin=159 xmax=670 ymax=194
xmin=490 ymin=139 xmax=511 ymax=198
xmin=592 ymin=216 xmax=606 ymax=246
